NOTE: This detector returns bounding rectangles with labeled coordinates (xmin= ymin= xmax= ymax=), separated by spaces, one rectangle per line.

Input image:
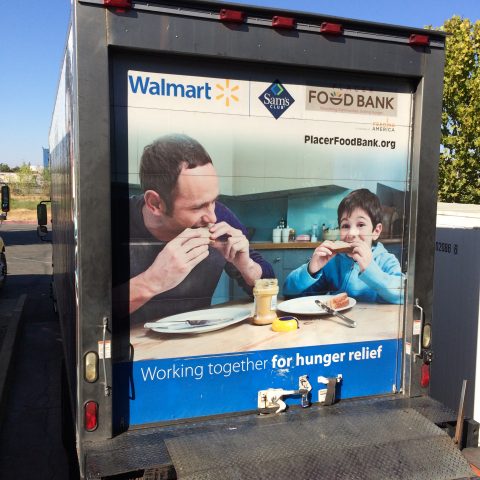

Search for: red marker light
xmin=320 ymin=22 xmax=343 ymax=36
xmin=409 ymin=34 xmax=429 ymax=46
xmin=104 ymin=0 xmax=131 ymax=6
xmin=85 ymin=401 xmax=98 ymax=432
xmin=272 ymin=16 xmax=296 ymax=30
xmin=421 ymin=363 xmax=430 ymax=388
xmin=219 ymin=9 xmax=245 ymax=23
xmin=103 ymin=0 xmax=131 ymax=13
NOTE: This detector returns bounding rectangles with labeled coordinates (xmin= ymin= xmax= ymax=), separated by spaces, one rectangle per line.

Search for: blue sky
xmin=0 ymin=0 xmax=478 ymax=167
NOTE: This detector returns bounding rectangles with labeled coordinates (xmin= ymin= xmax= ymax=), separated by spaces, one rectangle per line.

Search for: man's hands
xmin=308 ymin=239 xmax=373 ymax=275
xmin=209 ymin=222 xmax=249 ymax=264
xmin=130 ymin=222 xmax=262 ymax=314
xmin=131 ymin=228 xmax=210 ymax=312
xmin=209 ymin=222 xmax=261 ymax=286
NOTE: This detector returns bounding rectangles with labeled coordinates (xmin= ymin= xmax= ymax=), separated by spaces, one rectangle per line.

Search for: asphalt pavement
xmin=0 ymin=222 xmax=76 ymax=479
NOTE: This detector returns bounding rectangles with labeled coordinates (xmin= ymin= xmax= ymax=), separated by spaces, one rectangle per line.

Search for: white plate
xmin=277 ymin=295 xmax=356 ymax=316
xmin=145 ymin=307 xmax=251 ymax=334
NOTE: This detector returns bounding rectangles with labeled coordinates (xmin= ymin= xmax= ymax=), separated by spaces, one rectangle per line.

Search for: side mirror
xmin=37 ymin=203 xmax=48 ymax=226
xmin=1 ymin=185 xmax=10 ymax=213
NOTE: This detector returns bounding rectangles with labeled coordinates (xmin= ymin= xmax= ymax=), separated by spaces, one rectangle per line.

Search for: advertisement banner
xmin=112 ymin=68 xmax=411 ymax=425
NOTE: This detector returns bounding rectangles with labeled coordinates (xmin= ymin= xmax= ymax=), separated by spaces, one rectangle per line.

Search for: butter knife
xmin=315 ymin=299 xmax=357 ymax=328
xmin=144 ymin=318 xmax=229 ymax=329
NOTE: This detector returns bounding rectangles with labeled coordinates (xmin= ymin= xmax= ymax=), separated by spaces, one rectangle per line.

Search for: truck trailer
xmin=42 ymin=0 xmax=478 ymax=478
xmin=431 ymin=204 xmax=480 ymax=441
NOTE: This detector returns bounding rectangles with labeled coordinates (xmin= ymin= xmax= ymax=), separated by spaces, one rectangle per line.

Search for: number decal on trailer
xmin=435 ymin=242 xmax=458 ymax=255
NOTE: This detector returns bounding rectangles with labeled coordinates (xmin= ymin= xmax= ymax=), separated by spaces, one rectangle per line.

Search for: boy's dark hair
xmin=140 ymin=134 xmax=213 ymax=215
xmin=337 ymin=189 xmax=382 ymax=228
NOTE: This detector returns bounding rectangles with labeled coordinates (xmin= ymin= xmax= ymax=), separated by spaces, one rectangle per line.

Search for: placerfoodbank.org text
xmin=304 ymin=135 xmax=396 ymax=150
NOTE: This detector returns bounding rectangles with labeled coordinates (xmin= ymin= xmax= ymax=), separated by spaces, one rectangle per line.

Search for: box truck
xmin=431 ymin=203 xmax=480 ymax=446
xmin=41 ymin=0 xmax=478 ymax=478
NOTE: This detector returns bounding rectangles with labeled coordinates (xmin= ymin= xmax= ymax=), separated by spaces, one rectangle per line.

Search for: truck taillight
xmin=409 ymin=34 xmax=429 ymax=46
xmin=85 ymin=401 xmax=98 ymax=432
xmin=103 ymin=0 xmax=131 ymax=12
xmin=320 ymin=22 xmax=343 ymax=35
xmin=421 ymin=363 xmax=430 ymax=388
xmin=272 ymin=16 xmax=295 ymax=30
xmin=219 ymin=9 xmax=245 ymax=23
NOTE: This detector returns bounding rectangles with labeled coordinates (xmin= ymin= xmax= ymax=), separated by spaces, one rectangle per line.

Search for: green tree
xmin=437 ymin=17 xmax=480 ymax=203
xmin=14 ymin=162 xmax=35 ymax=195
xmin=0 ymin=163 xmax=11 ymax=172
xmin=40 ymin=167 xmax=51 ymax=196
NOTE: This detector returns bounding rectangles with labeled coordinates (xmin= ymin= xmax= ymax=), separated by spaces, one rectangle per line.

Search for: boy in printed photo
xmin=283 ymin=189 xmax=404 ymax=304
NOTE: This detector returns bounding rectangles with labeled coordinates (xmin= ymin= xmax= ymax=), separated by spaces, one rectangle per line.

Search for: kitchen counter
xmin=131 ymin=301 xmax=403 ymax=361
xmin=251 ymin=238 xmax=402 ymax=250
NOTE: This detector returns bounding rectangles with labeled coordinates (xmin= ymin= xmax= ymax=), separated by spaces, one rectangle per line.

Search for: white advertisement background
xmin=125 ymin=107 xmax=411 ymax=196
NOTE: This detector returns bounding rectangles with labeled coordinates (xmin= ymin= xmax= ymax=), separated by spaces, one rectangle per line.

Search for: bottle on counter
xmin=252 ymin=279 xmax=279 ymax=325
xmin=272 ymin=227 xmax=282 ymax=243
xmin=311 ymin=223 xmax=318 ymax=242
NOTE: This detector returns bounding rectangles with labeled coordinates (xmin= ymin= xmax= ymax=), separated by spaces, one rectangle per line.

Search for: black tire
xmin=0 ymin=251 xmax=6 ymax=289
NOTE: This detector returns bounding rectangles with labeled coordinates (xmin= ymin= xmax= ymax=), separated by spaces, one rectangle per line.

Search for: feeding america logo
xmin=258 ymin=80 xmax=294 ymax=119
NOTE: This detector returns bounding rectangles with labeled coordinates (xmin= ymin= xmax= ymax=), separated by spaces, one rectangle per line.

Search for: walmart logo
xmin=258 ymin=80 xmax=294 ymax=119
xmin=128 ymin=75 xmax=241 ymax=108
xmin=129 ymin=75 xmax=213 ymax=99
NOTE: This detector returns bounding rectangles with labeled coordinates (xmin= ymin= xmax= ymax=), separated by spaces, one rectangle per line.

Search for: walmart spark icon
xmin=215 ymin=79 xmax=239 ymax=107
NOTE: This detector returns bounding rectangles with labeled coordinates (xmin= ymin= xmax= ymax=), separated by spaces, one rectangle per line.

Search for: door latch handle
xmin=414 ymin=298 xmax=424 ymax=357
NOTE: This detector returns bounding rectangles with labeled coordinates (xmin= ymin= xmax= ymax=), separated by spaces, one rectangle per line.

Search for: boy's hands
xmin=308 ymin=239 xmax=374 ymax=275
xmin=308 ymin=240 xmax=338 ymax=275
xmin=347 ymin=240 xmax=373 ymax=272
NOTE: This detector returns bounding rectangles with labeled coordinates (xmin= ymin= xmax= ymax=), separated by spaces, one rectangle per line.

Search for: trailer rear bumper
xmin=84 ymin=395 xmax=477 ymax=480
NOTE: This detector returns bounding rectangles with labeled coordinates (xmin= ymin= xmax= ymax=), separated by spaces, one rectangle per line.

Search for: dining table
xmin=130 ymin=299 xmax=404 ymax=361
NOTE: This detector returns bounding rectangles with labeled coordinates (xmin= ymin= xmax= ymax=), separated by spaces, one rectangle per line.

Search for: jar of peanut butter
xmin=252 ymin=279 xmax=279 ymax=325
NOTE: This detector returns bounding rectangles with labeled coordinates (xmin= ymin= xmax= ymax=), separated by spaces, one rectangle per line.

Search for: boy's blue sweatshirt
xmin=283 ymin=242 xmax=404 ymax=304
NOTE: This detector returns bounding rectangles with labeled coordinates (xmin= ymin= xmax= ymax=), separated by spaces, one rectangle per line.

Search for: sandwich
xmin=329 ymin=240 xmax=354 ymax=254
xmin=196 ymin=223 xmax=216 ymax=245
xmin=328 ymin=292 xmax=349 ymax=310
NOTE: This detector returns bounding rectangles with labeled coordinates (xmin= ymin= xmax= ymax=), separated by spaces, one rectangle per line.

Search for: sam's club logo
xmin=259 ymin=80 xmax=294 ymax=119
